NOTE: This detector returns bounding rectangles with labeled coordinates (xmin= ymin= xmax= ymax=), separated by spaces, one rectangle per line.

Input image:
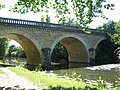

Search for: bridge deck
xmin=0 ymin=17 xmax=114 ymax=35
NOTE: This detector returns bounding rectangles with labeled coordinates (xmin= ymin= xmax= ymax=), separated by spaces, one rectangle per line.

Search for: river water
xmin=53 ymin=64 xmax=120 ymax=84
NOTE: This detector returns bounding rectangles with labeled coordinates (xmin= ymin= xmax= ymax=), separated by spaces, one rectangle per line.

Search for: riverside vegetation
xmin=5 ymin=67 xmax=120 ymax=90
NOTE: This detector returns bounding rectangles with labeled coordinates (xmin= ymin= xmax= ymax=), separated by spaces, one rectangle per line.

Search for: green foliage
xmin=97 ymin=21 xmax=116 ymax=31
xmin=51 ymin=42 xmax=68 ymax=64
xmin=112 ymin=21 xmax=120 ymax=59
xmin=96 ymin=77 xmax=107 ymax=89
xmin=8 ymin=45 xmax=26 ymax=58
xmin=0 ymin=4 xmax=5 ymax=9
xmin=112 ymin=21 xmax=120 ymax=44
xmin=115 ymin=78 xmax=120 ymax=87
xmin=0 ymin=38 xmax=10 ymax=59
xmin=10 ymin=0 xmax=114 ymax=28
xmin=64 ymin=71 xmax=81 ymax=81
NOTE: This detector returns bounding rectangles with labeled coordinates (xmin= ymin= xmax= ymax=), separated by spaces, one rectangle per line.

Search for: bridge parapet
xmin=0 ymin=17 xmax=114 ymax=35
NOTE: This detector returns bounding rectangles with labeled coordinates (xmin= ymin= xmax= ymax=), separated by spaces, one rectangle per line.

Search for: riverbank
xmin=6 ymin=66 xmax=120 ymax=90
xmin=1 ymin=64 xmax=120 ymax=90
xmin=0 ymin=67 xmax=40 ymax=90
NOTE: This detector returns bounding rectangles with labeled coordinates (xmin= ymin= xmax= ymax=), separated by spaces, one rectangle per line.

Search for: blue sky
xmin=0 ymin=0 xmax=120 ymax=28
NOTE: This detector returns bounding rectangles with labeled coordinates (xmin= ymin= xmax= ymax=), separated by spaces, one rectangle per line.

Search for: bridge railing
xmin=0 ymin=17 xmax=114 ymax=35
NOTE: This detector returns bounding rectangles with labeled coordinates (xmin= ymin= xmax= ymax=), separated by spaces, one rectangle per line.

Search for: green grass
xmin=8 ymin=67 xmax=96 ymax=89
xmin=0 ymin=69 xmax=6 ymax=74
xmin=0 ymin=60 xmax=3 ymax=64
xmin=8 ymin=67 xmax=120 ymax=90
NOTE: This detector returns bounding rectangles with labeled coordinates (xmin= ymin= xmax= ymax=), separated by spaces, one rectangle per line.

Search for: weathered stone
xmin=0 ymin=17 xmax=110 ymax=70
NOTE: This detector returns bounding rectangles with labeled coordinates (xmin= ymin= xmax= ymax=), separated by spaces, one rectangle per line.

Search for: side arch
xmin=95 ymin=37 xmax=118 ymax=65
xmin=94 ymin=37 xmax=106 ymax=49
xmin=51 ymin=34 xmax=89 ymax=68
xmin=0 ymin=29 xmax=43 ymax=70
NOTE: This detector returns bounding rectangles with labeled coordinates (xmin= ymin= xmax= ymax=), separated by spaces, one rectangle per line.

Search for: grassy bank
xmin=8 ymin=67 xmax=120 ymax=90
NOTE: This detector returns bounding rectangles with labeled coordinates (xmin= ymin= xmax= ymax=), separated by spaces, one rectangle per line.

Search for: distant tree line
xmin=0 ymin=38 xmax=9 ymax=59
xmin=0 ymin=39 xmax=26 ymax=60
xmin=7 ymin=45 xmax=26 ymax=58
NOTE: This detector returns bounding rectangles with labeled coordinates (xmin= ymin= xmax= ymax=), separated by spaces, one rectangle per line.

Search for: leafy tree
xmin=0 ymin=4 xmax=5 ymax=9
xmin=97 ymin=21 xmax=116 ymax=31
xmin=10 ymin=0 xmax=114 ymax=29
xmin=0 ymin=38 xmax=9 ymax=59
xmin=8 ymin=45 xmax=26 ymax=58
xmin=8 ymin=45 xmax=17 ymax=57
xmin=112 ymin=21 xmax=120 ymax=59
xmin=15 ymin=46 xmax=26 ymax=58
xmin=51 ymin=42 xmax=68 ymax=64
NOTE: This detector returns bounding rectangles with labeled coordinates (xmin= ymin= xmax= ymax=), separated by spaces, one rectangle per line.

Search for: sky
xmin=0 ymin=0 xmax=120 ymax=46
xmin=0 ymin=0 xmax=120 ymax=28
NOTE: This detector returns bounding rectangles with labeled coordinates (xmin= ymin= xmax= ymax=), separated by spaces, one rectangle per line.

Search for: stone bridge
xmin=0 ymin=17 xmax=113 ymax=70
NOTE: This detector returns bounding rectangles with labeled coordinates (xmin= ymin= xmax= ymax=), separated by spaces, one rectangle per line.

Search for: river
xmin=53 ymin=64 xmax=120 ymax=85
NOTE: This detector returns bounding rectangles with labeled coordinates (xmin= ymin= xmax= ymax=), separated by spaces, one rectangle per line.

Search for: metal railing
xmin=0 ymin=17 xmax=114 ymax=35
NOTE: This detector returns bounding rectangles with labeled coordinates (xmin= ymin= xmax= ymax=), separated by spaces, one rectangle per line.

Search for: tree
xmin=15 ymin=46 xmax=26 ymax=58
xmin=0 ymin=4 xmax=5 ymax=9
xmin=97 ymin=21 xmax=116 ymax=31
xmin=51 ymin=42 xmax=68 ymax=64
xmin=0 ymin=38 xmax=9 ymax=59
xmin=10 ymin=0 xmax=114 ymax=30
xmin=8 ymin=45 xmax=26 ymax=58
xmin=8 ymin=45 xmax=17 ymax=57
xmin=112 ymin=21 xmax=120 ymax=59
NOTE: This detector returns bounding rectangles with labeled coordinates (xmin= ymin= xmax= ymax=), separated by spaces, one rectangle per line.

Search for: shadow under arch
xmin=95 ymin=39 xmax=118 ymax=65
xmin=0 ymin=33 xmax=42 ymax=70
xmin=51 ymin=36 xmax=89 ymax=69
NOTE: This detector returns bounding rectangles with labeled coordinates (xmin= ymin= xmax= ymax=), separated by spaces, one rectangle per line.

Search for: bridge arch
xmin=95 ymin=37 xmax=118 ymax=65
xmin=94 ymin=37 xmax=106 ymax=49
xmin=51 ymin=34 xmax=89 ymax=68
xmin=0 ymin=29 xmax=42 ymax=70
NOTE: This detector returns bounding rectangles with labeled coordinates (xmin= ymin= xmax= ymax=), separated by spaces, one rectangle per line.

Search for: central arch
xmin=51 ymin=35 xmax=89 ymax=68
xmin=0 ymin=30 xmax=42 ymax=70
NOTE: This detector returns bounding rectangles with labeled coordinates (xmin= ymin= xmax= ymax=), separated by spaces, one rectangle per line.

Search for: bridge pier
xmin=41 ymin=48 xmax=51 ymax=70
xmin=25 ymin=64 xmax=39 ymax=71
xmin=89 ymin=48 xmax=96 ymax=66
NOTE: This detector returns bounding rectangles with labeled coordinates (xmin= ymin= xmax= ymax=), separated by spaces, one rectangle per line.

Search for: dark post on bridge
xmin=89 ymin=48 xmax=96 ymax=66
xmin=42 ymin=48 xmax=51 ymax=70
